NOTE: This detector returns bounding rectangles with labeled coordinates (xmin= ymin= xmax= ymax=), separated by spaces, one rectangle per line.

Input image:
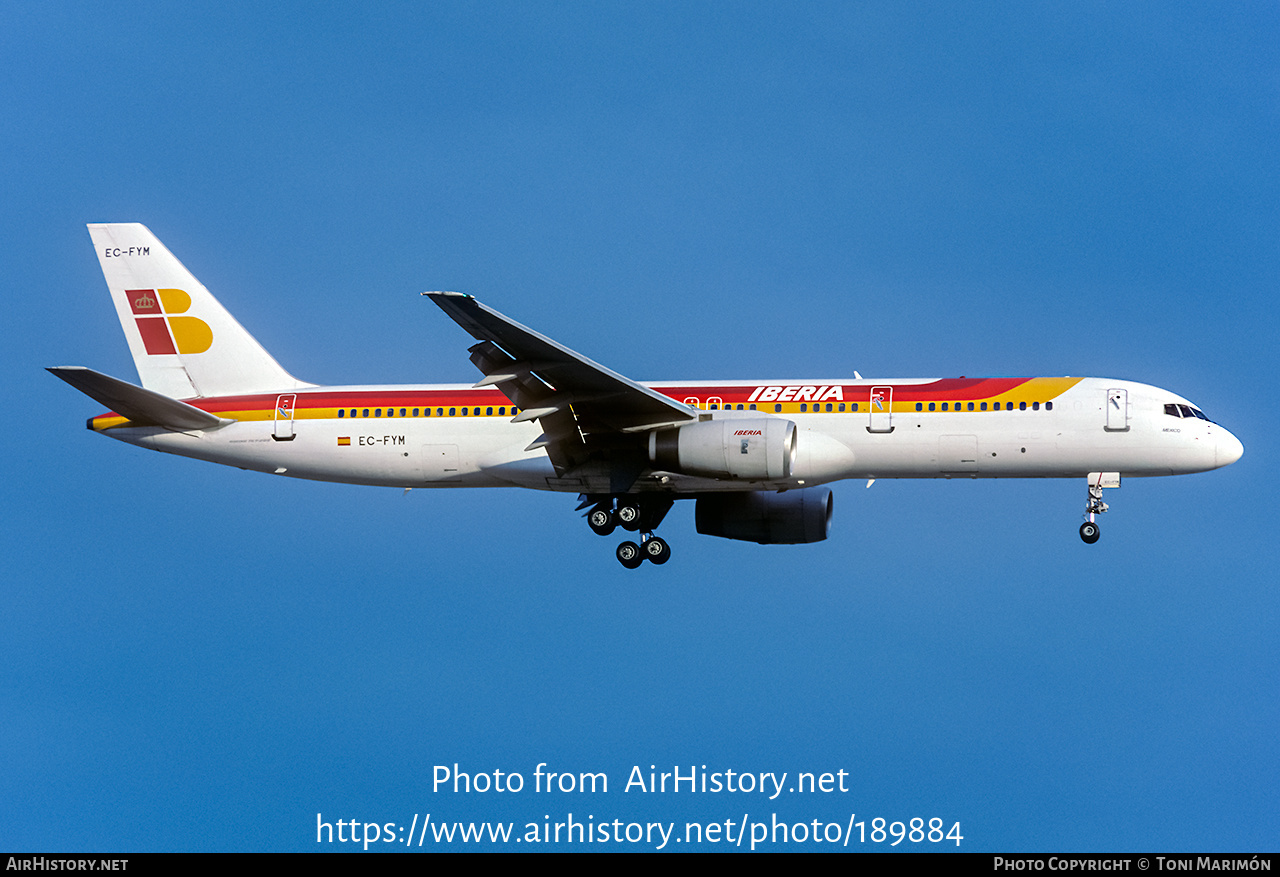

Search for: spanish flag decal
xmin=337 ymin=436 xmax=351 ymax=446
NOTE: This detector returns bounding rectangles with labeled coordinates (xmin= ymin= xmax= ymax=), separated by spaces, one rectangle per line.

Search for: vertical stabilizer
xmin=87 ymin=223 xmax=308 ymax=399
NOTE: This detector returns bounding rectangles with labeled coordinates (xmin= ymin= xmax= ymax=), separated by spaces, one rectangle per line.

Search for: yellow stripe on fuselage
xmin=896 ymin=376 xmax=1083 ymax=412
xmin=89 ymin=378 xmax=1085 ymax=430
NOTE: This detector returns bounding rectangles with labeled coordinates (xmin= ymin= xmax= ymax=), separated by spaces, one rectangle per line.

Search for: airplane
xmin=51 ymin=223 xmax=1244 ymax=568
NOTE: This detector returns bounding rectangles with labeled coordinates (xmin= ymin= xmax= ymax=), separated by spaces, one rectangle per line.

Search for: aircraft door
xmin=1105 ymin=388 xmax=1129 ymax=432
xmin=868 ymin=386 xmax=893 ymax=433
xmin=422 ymin=444 xmax=460 ymax=481
xmin=273 ymin=394 xmax=297 ymax=441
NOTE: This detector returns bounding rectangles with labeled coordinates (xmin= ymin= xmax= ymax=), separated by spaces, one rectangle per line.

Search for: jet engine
xmin=648 ymin=418 xmax=796 ymax=480
xmin=694 ymin=487 xmax=833 ymax=544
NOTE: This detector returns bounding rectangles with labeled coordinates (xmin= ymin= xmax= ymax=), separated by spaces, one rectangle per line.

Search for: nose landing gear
xmin=1079 ymin=472 xmax=1118 ymax=544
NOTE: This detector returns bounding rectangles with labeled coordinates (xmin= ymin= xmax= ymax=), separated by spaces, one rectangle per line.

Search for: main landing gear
xmin=583 ymin=495 xmax=674 ymax=568
xmin=616 ymin=535 xmax=670 ymax=569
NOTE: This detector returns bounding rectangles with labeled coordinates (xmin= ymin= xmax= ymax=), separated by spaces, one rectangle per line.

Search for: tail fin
xmin=88 ymin=223 xmax=308 ymax=399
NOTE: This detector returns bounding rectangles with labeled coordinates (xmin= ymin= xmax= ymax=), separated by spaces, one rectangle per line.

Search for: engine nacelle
xmin=695 ymin=487 xmax=833 ymax=544
xmin=648 ymin=418 xmax=795 ymax=480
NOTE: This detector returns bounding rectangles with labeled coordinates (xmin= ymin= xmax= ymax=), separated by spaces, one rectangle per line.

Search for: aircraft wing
xmin=425 ymin=292 xmax=697 ymax=478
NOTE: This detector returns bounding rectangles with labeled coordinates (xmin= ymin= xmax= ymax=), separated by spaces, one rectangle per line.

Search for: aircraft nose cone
xmin=1216 ymin=429 xmax=1244 ymax=468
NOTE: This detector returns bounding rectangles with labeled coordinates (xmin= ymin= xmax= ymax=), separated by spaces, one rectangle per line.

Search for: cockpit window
xmin=1165 ymin=402 xmax=1214 ymax=423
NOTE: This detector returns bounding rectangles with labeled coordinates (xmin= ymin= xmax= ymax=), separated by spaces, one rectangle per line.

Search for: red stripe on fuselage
xmin=145 ymin=378 xmax=1040 ymax=416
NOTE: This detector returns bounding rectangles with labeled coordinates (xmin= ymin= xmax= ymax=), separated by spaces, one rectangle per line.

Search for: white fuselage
xmin=99 ymin=377 xmax=1242 ymax=493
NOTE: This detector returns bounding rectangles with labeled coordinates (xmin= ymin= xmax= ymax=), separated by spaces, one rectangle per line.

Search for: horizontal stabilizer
xmin=47 ymin=366 xmax=230 ymax=430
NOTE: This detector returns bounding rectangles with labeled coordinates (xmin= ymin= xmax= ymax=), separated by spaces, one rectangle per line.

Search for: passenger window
xmin=338 ymin=409 xmax=345 ymax=418
xmin=800 ymin=403 xmax=807 ymax=412
xmin=362 ymin=409 xmax=369 ymax=417
xmin=499 ymin=407 xmax=506 ymax=415
xmin=838 ymin=403 xmax=845 ymax=412
xmin=928 ymin=402 xmax=936 ymax=412
xmin=461 ymin=407 xmax=468 ymax=416
xmin=980 ymin=402 xmax=987 ymax=411
xmin=486 ymin=407 xmax=493 ymax=416
xmin=941 ymin=403 xmax=948 ymax=411
xmin=968 ymin=402 xmax=975 ymax=411
xmin=1032 ymin=402 xmax=1039 ymax=411
xmin=774 ymin=403 xmax=782 ymax=413
xmin=400 ymin=408 xmax=407 ymax=417
xmin=1019 ymin=402 xmax=1026 ymax=411
xmin=749 ymin=404 xmax=757 ymax=410
xmin=425 ymin=408 xmax=431 ymax=416
xmin=375 ymin=409 xmax=382 ymax=417
xmin=449 ymin=408 xmax=456 ymax=416
xmin=709 ymin=404 xmax=718 ymax=410
xmin=851 ymin=403 xmax=858 ymax=412
xmin=826 ymin=403 xmax=833 ymax=412
xmin=1046 ymin=401 xmax=1053 ymax=411
xmin=413 ymin=408 xmax=419 ymax=417
xmin=915 ymin=403 xmax=922 ymax=411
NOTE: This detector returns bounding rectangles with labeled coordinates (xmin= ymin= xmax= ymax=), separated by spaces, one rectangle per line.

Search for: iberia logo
xmin=126 ymin=288 xmax=212 ymax=355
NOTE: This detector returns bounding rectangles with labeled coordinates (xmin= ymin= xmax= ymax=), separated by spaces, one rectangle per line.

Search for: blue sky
xmin=3 ymin=2 xmax=1276 ymax=852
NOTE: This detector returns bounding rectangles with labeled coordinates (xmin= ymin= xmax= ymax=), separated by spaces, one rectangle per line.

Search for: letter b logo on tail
xmin=126 ymin=288 xmax=213 ymax=355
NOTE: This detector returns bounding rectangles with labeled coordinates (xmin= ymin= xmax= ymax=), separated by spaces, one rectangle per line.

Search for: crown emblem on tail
xmin=133 ymin=291 xmax=156 ymax=310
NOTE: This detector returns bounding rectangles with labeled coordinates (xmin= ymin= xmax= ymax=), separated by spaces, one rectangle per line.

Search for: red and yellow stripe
xmin=88 ymin=377 xmax=1084 ymax=430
